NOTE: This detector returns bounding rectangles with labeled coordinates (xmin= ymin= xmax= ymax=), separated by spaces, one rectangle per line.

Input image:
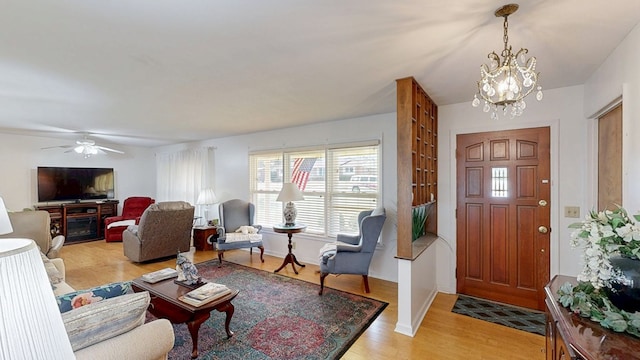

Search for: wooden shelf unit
xmin=397 ymin=76 xmax=438 ymax=259
xmin=37 ymin=200 xmax=118 ymax=243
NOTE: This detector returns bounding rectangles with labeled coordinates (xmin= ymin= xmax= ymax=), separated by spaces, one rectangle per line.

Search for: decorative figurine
xmin=176 ymin=251 xmax=200 ymax=285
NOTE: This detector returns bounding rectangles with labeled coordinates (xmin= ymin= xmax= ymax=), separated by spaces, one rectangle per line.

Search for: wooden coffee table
xmin=131 ymin=277 xmax=239 ymax=359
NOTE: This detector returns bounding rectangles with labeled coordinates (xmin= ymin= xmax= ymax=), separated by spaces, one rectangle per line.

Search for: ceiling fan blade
xmin=41 ymin=145 xmax=74 ymax=150
xmin=95 ymin=145 xmax=124 ymax=154
xmin=64 ymin=148 xmax=75 ymax=153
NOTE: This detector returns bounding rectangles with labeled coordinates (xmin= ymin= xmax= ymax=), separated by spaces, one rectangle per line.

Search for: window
xmin=491 ymin=167 xmax=508 ymax=197
xmin=250 ymin=141 xmax=380 ymax=238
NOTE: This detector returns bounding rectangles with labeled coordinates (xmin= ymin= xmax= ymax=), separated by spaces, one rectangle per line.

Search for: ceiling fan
xmin=42 ymin=135 xmax=125 ymax=158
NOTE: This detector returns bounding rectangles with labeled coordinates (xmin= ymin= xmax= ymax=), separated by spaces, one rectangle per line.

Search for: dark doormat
xmin=452 ymin=294 xmax=545 ymax=336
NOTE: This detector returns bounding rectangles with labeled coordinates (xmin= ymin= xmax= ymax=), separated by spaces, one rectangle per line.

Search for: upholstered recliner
xmin=123 ymin=201 xmax=194 ymax=262
xmin=318 ymin=208 xmax=386 ymax=295
xmin=215 ymin=199 xmax=264 ymax=266
xmin=0 ymin=210 xmax=65 ymax=258
xmin=104 ymin=197 xmax=155 ymax=242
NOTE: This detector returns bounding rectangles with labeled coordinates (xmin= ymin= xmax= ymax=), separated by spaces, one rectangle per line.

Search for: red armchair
xmin=104 ymin=197 xmax=155 ymax=242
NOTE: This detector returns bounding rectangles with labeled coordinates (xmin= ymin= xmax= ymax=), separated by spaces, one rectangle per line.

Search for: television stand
xmin=36 ymin=200 xmax=119 ymax=243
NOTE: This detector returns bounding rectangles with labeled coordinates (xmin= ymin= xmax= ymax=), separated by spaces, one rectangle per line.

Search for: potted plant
xmin=411 ymin=201 xmax=435 ymax=242
xmin=558 ymin=207 xmax=640 ymax=336
xmin=412 ymin=205 xmax=427 ymax=242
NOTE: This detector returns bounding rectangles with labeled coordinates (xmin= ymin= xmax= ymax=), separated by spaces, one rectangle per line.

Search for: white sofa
xmin=50 ymin=258 xmax=175 ymax=360
xmin=0 ymin=210 xmax=175 ymax=359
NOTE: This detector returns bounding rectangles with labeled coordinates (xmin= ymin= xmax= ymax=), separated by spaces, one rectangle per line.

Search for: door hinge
xmin=455 ymin=209 xmax=457 ymax=219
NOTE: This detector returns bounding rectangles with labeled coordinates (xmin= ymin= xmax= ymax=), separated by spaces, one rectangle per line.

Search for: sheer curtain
xmin=156 ymin=147 xmax=214 ymax=212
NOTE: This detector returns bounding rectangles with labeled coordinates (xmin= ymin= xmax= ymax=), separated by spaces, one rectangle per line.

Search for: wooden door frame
xmin=446 ymin=120 xmax=560 ymax=292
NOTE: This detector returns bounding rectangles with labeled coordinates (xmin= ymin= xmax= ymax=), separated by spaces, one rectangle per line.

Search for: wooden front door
xmin=456 ymin=127 xmax=550 ymax=310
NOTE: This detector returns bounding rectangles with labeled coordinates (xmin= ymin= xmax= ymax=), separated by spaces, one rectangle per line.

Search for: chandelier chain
xmin=502 ymin=15 xmax=510 ymax=59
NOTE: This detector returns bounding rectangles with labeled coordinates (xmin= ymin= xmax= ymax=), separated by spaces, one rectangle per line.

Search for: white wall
xmin=0 ymin=133 xmax=156 ymax=213
xmin=154 ymin=112 xmax=400 ymax=282
xmin=584 ymin=21 xmax=640 ymax=213
xmin=437 ymin=85 xmax=589 ymax=293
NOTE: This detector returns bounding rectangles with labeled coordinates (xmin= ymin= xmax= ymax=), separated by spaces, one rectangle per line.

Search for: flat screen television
xmin=37 ymin=167 xmax=115 ymax=202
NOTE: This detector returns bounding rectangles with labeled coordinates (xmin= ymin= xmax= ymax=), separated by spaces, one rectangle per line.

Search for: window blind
xmin=249 ymin=142 xmax=380 ymax=238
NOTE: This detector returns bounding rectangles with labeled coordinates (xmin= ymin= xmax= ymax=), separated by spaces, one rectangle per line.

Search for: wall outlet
xmin=565 ymin=206 xmax=580 ymax=218
xmin=292 ymin=242 xmax=296 ymax=249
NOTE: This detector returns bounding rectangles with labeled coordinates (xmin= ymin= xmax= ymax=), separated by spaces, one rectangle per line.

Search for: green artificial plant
xmin=412 ymin=205 xmax=427 ymax=242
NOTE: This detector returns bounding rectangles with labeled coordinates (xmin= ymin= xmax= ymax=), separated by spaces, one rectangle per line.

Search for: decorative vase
xmin=607 ymin=256 xmax=640 ymax=312
xmin=283 ymin=201 xmax=297 ymax=225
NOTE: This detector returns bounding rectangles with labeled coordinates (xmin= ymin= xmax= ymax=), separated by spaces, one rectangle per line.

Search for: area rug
xmin=146 ymin=260 xmax=388 ymax=359
xmin=451 ymin=294 xmax=545 ymax=336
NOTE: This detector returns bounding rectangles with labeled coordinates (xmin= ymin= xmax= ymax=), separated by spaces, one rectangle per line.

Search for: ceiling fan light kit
xmin=42 ymin=135 xmax=125 ymax=158
xmin=472 ymin=3 xmax=543 ymax=120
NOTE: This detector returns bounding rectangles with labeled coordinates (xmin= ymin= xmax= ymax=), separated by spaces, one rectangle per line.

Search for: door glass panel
xmin=491 ymin=167 xmax=508 ymax=197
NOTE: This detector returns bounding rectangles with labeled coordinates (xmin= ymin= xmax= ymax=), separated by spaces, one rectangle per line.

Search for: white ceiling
xmin=1 ymin=0 xmax=639 ymax=148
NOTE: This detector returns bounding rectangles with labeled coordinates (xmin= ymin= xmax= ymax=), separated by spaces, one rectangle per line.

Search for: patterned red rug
xmin=145 ymin=260 xmax=387 ymax=359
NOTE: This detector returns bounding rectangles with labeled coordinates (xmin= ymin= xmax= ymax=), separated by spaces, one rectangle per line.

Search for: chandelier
xmin=472 ymin=4 xmax=542 ymax=120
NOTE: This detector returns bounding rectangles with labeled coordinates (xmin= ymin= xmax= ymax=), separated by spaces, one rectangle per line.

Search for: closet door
xmin=598 ymin=104 xmax=622 ymax=210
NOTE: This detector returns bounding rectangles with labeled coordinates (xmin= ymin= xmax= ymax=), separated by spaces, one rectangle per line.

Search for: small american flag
xmin=291 ymin=158 xmax=317 ymax=191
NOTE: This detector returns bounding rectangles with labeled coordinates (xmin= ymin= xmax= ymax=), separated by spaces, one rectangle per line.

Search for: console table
xmin=36 ymin=200 xmax=119 ymax=243
xmin=273 ymin=223 xmax=306 ymax=274
xmin=545 ymin=275 xmax=640 ymax=360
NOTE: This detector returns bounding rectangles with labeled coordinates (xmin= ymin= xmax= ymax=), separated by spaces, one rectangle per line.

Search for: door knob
xmin=538 ymin=226 xmax=548 ymax=234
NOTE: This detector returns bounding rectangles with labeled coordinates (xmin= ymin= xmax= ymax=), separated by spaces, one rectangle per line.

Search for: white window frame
xmin=249 ymin=140 xmax=381 ymax=239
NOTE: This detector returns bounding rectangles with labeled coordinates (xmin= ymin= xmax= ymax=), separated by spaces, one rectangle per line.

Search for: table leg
xmin=274 ymin=233 xmax=305 ymax=274
xmin=216 ymin=302 xmax=235 ymax=338
xmin=187 ymin=312 xmax=211 ymax=359
xmin=275 ymin=253 xmax=298 ymax=274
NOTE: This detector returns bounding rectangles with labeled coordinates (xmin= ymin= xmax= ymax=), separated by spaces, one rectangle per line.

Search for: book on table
xmin=178 ymin=282 xmax=232 ymax=307
xmin=141 ymin=268 xmax=178 ymax=283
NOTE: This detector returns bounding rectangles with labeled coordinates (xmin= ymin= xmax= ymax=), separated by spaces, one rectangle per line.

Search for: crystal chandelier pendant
xmin=536 ymin=86 xmax=543 ymax=101
xmin=472 ymin=95 xmax=480 ymax=107
xmin=471 ymin=4 xmax=542 ymax=119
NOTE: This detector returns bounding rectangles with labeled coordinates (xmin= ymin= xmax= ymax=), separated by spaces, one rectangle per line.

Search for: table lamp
xmin=0 ymin=196 xmax=12 ymax=235
xmin=276 ymin=183 xmax=304 ymax=226
xmin=0 ymin=198 xmax=75 ymax=359
xmin=196 ymin=188 xmax=217 ymax=226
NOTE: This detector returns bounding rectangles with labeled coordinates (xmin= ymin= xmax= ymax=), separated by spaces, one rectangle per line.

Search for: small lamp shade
xmin=276 ymin=183 xmax=304 ymax=203
xmin=196 ymin=188 xmax=217 ymax=205
xmin=0 ymin=197 xmax=13 ymax=235
xmin=0 ymin=238 xmax=75 ymax=358
xmin=196 ymin=189 xmax=217 ymax=225
xmin=277 ymin=183 xmax=304 ymax=225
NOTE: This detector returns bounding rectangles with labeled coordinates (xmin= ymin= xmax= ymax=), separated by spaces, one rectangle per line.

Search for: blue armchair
xmin=318 ymin=208 xmax=386 ymax=295
xmin=214 ymin=199 xmax=265 ymax=266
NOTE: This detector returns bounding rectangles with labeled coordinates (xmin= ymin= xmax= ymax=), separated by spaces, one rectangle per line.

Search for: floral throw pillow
xmin=56 ymin=281 xmax=132 ymax=313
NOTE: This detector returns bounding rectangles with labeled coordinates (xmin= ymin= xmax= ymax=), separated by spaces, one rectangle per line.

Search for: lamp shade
xmin=0 ymin=238 xmax=75 ymax=358
xmin=196 ymin=188 xmax=217 ymax=205
xmin=0 ymin=197 xmax=13 ymax=235
xmin=276 ymin=183 xmax=304 ymax=203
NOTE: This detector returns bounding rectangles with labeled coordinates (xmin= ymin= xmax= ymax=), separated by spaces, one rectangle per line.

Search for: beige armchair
xmin=123 ymin=201 xmax=194 ymax=262
xmin=0 ymin=210 xmax=65 ymax=258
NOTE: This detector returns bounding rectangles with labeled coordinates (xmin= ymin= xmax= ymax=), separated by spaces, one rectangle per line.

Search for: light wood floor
xmin=60 ymin=241 xmax=546 ymax=360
